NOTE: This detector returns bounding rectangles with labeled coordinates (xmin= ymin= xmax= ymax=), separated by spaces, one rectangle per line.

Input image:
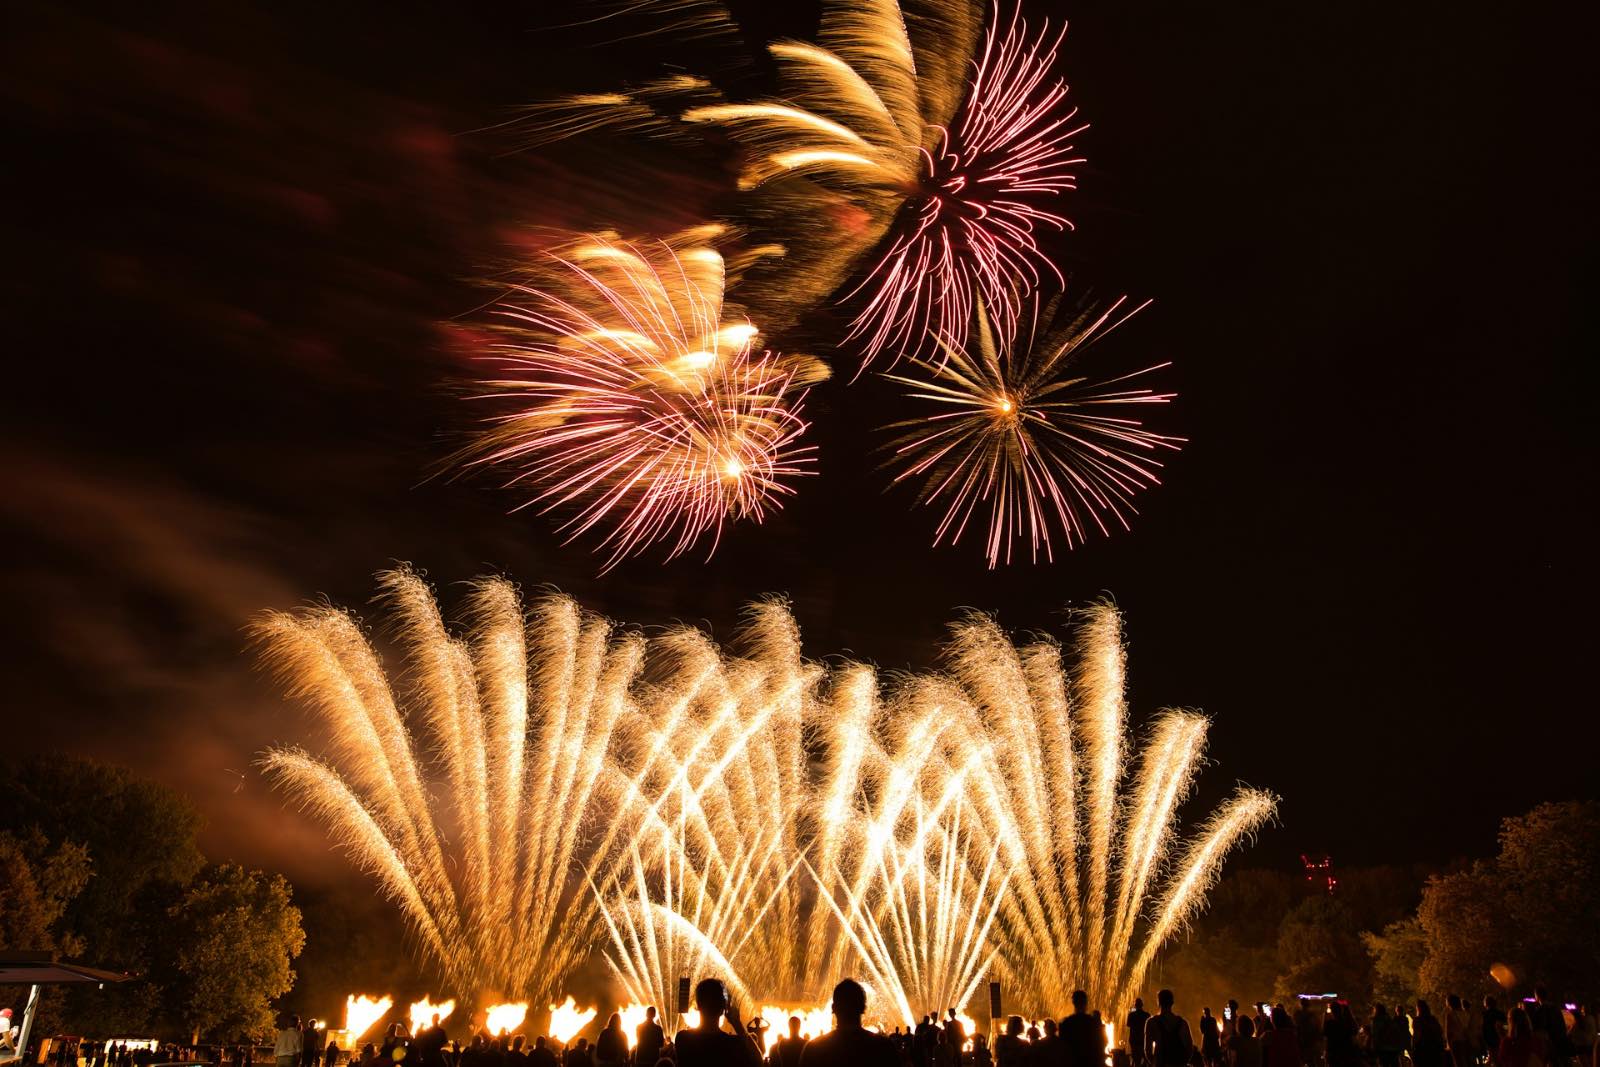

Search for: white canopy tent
xmin=1 ymin=954 xmax=132 ymax=1065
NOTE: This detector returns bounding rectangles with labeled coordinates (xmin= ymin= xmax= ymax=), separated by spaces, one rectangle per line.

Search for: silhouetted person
xmin=529 ymin=1038 xmax=557 ymax=1067
xmin=995 ymin=1018 xmax=1029 ymax=1067
xmin=596 ymin=1017 xmax=628 ymax=1067
xmin=1037 ymin=1019 xmax=1062 ymax=1067
xmin=1498 ymin=1011 xmax=1540 ymax=1067
xmin=773 ymin=1018 xmax=807 ymax=1067
xmin=1199 ymin=1010 xmax=1220 ymax=1067
xmin=1127 ymin=1003 xmax=1151 ymax=1067
xmin=1226 ymin=1021 xmax=1260 ymax=1067
xmin=325 ymin=1043 xmax=342 ymax=1067
xmin=1262 ymin=1010 xmax=1298 ymax=1067
xmin=1408 ymin=1002 xmax=1442 ymax=1067
xmin=799 ymin=980 xmax=897 ymax=1067
xmin=968 ymin=1038 xmax=991 ymax=1067
xmin=637 ymin=1011 xmax=666 ymax=1067
xmin=676 ymin=980 xmax=760 ymax=1067
xmin=1061 ymin=992 xmax=1106 ymax=1067
xmin=1534 ymin=989 xmax=1573 ymax=1067
xmin=1147 ymin=992 xmax=1192 ymax=1067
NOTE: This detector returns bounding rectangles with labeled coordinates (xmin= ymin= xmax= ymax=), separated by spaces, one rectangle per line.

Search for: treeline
xmin=0 ymin=757 xmax=305 ymax=1042
xmin=1152 ymin=801 xmax=1600 ymax=1012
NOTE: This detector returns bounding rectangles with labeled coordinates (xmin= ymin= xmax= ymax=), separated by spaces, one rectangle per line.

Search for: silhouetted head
xmin=1446 ymin=996 xmax=1461 ymax=1011
xmin=511 ymin=1038 xmax=524 ymax=1052
xmin=1135 ymin=1000 xmax=1144 ymax=1012
xmin=1416 ymin=1001 xmax=1431 ymax=1018
xmin=1043 ymin=1020 xmax=1058 ymax=1037
xmin=535 ymin=1039 xmax=545 ymax=1050
xmin=788 ymin=1018 xmax=801 ymax=1038
xmin=608 ymin=1015 xmax=622 ymax=1033
xmin=1006 ymin=1018 xmax=1023 ymax=1038
xmin=1072 ymin=992 xmax=1089 ymax=1014
xmin=646 ymin=1008 xmax=656 ymax=1022
xmin=1272 ymin=1008 xmax=1291 ymax=1030
xmin=1238 ymin=1019 xmax=1254 ymax=1039
xmin=694 ymin=980 xmax=729 ymax=1019
xmin=1483 ymin=997 xmax=1496 ymax=1011
xmin=1158 ymin=991 xmax=1174 ymax=1011
xmin=833 ymin=980 xmax=868 ymax=1026
xmin=1534 ymin=987 xmax=1549 ymax=1003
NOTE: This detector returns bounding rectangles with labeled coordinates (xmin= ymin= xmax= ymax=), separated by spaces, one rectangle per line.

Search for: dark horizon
xmin=2 ymin=0 xmax=1593 ymax=897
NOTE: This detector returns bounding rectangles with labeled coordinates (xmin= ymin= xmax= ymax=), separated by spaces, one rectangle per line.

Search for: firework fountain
xmin=259 ymin=569 xmax=1274 ymax=1027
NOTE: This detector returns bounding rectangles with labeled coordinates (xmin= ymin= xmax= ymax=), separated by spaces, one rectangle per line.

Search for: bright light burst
xmin=885 ymin=297 xmax=1182 ymax=567
xmin=343 ymin=995 xmax=393 ymax=1041
xmin=846 ymin=4 xmax=1086 ymax=367
xmin=261 ymin=573 xmax=1272 ymax=1024
xmin=257 ymin=566 xmax=640 ymax=1001
xmin=462 ymin=233 xmax=821 ymax=572
xmin=485 ymin=1002 xmax=530 ymax=1037
xmin=546 ymin=997 xmax=597 ymax=1044
xmin=408 ymin=998 xmax=455 ymax=1036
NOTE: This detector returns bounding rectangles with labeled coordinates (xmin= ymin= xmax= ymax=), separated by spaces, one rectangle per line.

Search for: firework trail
xmin=844 ymin=4 xmax=1086 ymax=367
xmin=259 ymin=572 xmax=1273 ymax=1021
xmin=459 ymin=232 xmax=823 ymax=572
xmin=884 ymin=296 xmax=1182 ymax=567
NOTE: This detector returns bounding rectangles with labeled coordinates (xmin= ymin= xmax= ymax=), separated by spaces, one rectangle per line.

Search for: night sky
xmin=3 ymin=0 xmax=1593 ymax=895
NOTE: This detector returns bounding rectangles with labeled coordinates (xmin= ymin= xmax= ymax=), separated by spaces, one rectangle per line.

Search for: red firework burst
xmin=845 ymin=5 xmax=1086 ymax=370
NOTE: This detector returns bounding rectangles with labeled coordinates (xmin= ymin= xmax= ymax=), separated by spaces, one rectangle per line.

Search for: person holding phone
xmin=676 ymin=980 xmax=761 ymax=1067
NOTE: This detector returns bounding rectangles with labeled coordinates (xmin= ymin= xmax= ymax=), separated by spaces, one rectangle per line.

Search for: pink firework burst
xmin=463 ymin=237 xmax=816 ymax=572
xmin=845 ymin=4 xmax=1086 ymax=371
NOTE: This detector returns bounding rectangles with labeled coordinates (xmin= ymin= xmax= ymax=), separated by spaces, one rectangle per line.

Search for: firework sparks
xmin=461 ymin=233 xmax=822 ymax=572
xmin=256 ymin=567 xmax=643 ymax=1001
xmin=260 ymin=573 xmax=1272 ymax=1021
xmin=846 ymin=4 xmax=1086 ymax=367
xmin=884 ymin=297 xmax=1182 ymax=567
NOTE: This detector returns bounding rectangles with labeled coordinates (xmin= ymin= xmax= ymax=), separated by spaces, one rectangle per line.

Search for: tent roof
xmin=0 ymin=954 xmax=133 ymax=985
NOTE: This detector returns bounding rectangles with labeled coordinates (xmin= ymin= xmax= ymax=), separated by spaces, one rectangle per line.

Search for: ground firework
xmin=885 ymin=297 xmax=1182 ymax=567
xmin=846 ymin=4 xmax=1086 ymax=367
xmin=461 ymin=233 xmax=821 ymax=572
xmin=255 ymin=567 xmax=641 ymax=1002
xmin=260 ymin=572 xmax=1272 ymax=1023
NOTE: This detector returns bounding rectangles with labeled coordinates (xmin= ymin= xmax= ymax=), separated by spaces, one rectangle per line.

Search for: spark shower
xmin=257 ymin=568 xmax=1274 ymax=1025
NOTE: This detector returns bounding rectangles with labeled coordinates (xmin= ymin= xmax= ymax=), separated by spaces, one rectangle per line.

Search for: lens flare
xmin=885 ymin=297 xmax=1182 ymax=567
xmin=460 ymin=234 xmax=822 ymax=572
xmin=261 ymin=573 xmax=1272 ymax=1024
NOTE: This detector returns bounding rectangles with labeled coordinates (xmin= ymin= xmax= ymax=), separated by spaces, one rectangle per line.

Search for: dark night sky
xmin=2 ymin=0 xmax=1593 ymax=894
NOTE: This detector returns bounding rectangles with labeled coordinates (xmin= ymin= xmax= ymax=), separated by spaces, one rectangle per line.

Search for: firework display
xmin=259 ymin=571 xmax=1274 ymax=1025
xmin=460 ymin=232 xmax=822 ymax=572
xmin=884 ymin=297 xmax=1181 ymax=567
xmin=453 ymin=0 xmax=1172 ymax=566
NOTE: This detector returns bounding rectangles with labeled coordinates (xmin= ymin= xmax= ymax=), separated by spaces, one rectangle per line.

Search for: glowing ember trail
xmin=885 ymin=298 xmax=1182 ymax=567
xmin=261 ymin=571 xmax=1273 ymax=1024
